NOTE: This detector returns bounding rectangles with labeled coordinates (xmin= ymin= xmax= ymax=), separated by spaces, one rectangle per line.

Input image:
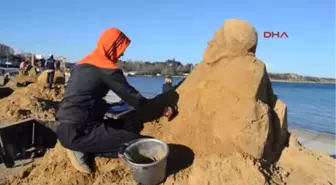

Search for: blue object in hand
xmin=107 ymin=103 xmax=130 ymax=114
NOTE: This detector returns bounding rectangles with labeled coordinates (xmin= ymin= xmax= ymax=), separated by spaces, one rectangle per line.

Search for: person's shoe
xmin=66 ymin=149 xmax=92 ymax=174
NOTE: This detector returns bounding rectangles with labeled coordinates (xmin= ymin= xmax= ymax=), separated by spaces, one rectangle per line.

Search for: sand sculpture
xmin=1 ymin=19 xmax=335 ymax=185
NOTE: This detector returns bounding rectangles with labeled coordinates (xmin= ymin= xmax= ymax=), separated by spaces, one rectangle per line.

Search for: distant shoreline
xmin=270 ymin=79 xmax=336 ymax=84
xmin=18 ymin=67 xmax=335 ymax=84
xmin=127 ymin=74 xmax=188 ymax=78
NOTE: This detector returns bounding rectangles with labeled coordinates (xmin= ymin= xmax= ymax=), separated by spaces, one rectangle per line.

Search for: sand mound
xmin=3 ymin=19 xmax=335 ymax=185
xmin=37 ymin=71 xmax=66 ymax=85
xmin=270 ymin=135 xmax=336 ymax=185
xmin=0 ymin=71 xmax=66 ymax=124
xmin=188 ymin=153 xmax=266 ymax=185
xmin=4 ymin=143 xmax=135 ymax=185
xmin=6 ymin=70 xmax=65 ymax=90
xmin=142 ymin=19 xmax=289 ymax=163
xmin=5 ymin=74 xmax=37 ymax=90
xmin=0 ymin=82 xmax=64 ymax=124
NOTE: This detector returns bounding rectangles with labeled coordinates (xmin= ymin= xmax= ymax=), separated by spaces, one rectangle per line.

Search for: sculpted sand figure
xmin=151 ymin=19 xmax=289 ymax=163
xmin=204 ymin=19 xmax=290 ymax=163
xmin=166 ymin=19 xmax=334 ymax=185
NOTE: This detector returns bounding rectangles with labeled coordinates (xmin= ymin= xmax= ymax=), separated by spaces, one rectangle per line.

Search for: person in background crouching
xmin=45 ymin=54 xmax=57 ymax=89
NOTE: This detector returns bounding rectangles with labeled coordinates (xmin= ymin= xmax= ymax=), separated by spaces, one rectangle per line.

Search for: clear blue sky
xmin=0 ymin=0 xmax=334 ymax=77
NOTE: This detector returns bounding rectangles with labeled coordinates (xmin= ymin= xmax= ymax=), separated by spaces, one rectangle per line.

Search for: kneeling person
xmin=56 ymin=28 xmax=173 ymax=173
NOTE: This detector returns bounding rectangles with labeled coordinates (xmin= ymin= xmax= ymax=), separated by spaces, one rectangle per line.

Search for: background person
xmin=162 ymin=76 xmax=174 ymax=93
xmin=45 ymin=54 xmax=56 ymax=89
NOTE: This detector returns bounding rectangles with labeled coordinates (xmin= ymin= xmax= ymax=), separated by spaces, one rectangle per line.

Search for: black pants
xmin=56 ymin=119 xmax=141 ymax=158
xmin=47 ymin=71 xmax=55 ymax=89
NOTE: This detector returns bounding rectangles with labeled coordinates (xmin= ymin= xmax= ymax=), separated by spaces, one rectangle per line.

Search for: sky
xmin=0 ymin=0 xmax=335 ymax=77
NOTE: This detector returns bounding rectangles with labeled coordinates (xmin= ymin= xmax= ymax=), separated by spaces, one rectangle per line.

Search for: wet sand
xmin=289 ymin=128 xmax=335 ymax=156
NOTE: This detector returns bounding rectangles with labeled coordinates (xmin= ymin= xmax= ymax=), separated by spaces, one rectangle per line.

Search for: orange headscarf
xmin=77 ymin=28 xmax=131 ymax=69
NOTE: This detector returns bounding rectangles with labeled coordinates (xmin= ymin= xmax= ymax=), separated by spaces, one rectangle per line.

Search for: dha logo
xmin=263 ymin=31 xmax=289 ymax=39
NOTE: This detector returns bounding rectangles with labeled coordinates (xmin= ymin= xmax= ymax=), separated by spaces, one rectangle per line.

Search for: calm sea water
xmin=126 ymin=76 xmax=336 ymax=135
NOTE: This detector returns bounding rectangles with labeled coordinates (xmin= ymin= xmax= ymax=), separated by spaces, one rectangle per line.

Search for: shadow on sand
xmin=0 ymin=119 xmax=57 ymax=168
xmin=0 ymin=87 xmax=13 ymax=99
xmin=36 ymin=97 xmax=60 ymax=112
xmin=166 ymin=144 xmax=194 ymax=176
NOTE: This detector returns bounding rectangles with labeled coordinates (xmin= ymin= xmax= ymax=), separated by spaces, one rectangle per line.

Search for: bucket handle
xmin=117 ymin=138 xmax=142 ymax=162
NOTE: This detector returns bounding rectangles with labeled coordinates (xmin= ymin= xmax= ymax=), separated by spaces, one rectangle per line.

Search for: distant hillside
xmin=64 ymin=61 xmax=335 ymax=84
xmin=3 ymin=42 xmax=333 ymax=84
xmin=268 ymin=73 xmax=335 ymax=84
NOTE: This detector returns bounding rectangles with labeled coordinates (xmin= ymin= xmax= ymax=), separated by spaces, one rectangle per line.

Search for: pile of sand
xmin=5 ymin=70 xmax=65 ymax=91
xmin=0 ymin=72 xmax=65 ymax=124
xmin=37 ymin=71 xmax=66 ymax=85
xmin=5 ymin=143 xmax=136 ymax=185
xmin=5 ymin=74 xmax=37 ymax=90
xmin=2 ymin=19 xmax=335 ymax=185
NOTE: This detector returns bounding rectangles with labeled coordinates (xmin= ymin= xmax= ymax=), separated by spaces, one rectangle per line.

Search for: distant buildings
xmin=0 ymin=44 xmax=14 ymax=57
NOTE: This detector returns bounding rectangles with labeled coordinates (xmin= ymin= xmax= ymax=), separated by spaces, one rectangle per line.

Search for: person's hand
xmin=164 ymin=106 xmax=174 ymax=120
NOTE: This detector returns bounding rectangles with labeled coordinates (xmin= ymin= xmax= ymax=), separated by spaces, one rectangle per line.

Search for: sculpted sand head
xmin=204 ymin=19 xmax=258 ymax=64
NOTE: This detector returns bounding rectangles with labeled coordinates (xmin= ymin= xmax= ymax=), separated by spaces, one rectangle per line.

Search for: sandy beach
xmin=0 ymin=126 xmax=334 ymax=183
xmin=1 ymin=83 xmax=335 ymax=184
xmin=0 ymin=20 xmax=334 ymax=183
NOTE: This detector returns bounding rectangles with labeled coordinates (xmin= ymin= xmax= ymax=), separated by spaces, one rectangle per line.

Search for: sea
xmin=125 ymin=76 xmax=336 ymax=135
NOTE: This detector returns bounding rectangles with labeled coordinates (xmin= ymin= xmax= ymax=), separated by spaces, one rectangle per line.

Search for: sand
xmin=1 ymin=129 xmax=334 ymax=185
xmin=37 ymin=71 xmax=66 ymax=85
xmin=270 ymin=135 xmax=335 ymax=185
xmin=0 ymin=71 xmax=65 ymax=124
xmin=1 ymin=143 xmax=136 ymax=185
xmin=1 ymin=19 xmax=335 ymax=185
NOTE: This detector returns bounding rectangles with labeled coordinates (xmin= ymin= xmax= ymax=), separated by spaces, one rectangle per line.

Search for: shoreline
xmin=270 ymin=79 xmax=336 ymax=84
xmin=289 ymin=127 xmax=335 ymax=155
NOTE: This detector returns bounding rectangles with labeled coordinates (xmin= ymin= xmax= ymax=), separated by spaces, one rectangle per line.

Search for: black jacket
xmin=46 ymin=58 xmax=56 ymax=70
xmin=56 ymin=63 xmax=148 ymax=124
xmin=162 ymin=83 xmax=173 ymax=93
